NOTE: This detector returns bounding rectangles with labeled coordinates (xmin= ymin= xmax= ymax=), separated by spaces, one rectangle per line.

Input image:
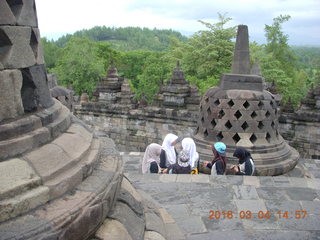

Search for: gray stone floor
xmin=121 ymin=152 xmax=320 ymax=240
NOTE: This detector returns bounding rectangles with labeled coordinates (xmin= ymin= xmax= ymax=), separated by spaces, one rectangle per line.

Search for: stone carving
xmin=279 ymin=85 xmax=320 ymax=159
xmin=194 ymin=25 xmax=299 ymax=175
xmin=0 ymin=1 xmax=126 ymax=239
xmin=154 ymin=61 xmax=200 ymax=110
xmin=0 ymin=70 xmax=24 ymax=121
xmin=96 ymin=62 xmax=124 ymax=103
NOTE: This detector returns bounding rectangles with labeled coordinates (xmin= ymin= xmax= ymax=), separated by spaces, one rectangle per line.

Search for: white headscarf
xmin=162 ymin=133 xmax=178 ymax=165
xmin=181 ymin=138 xmax=199 ymax=169
xmin=142 ymin=143 xmax=162 ymax=174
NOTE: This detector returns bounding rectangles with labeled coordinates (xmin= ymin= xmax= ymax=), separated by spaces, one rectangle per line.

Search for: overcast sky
xmin=36 ymin=0 xmax=320 ymax=46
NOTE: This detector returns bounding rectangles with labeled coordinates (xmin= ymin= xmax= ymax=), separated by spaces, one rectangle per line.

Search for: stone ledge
xmin=0 ymin=115 xmax=42 ymax=141
xmin=0 ymin=186 xmax=49 ymax=223
xmin=0 ymin=127 xmax=50 ymax=161
xmin=0 ymin=139 xmax=123 ymax=239
xmin=0 ymin=158 xmax=41 ymax=201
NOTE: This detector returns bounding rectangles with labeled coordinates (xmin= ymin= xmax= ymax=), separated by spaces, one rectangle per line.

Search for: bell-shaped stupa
xmin=194 ymin=25 xmax=299 ymax=175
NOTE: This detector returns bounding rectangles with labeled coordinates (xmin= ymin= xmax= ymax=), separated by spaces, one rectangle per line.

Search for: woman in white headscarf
xmin=181 ymin=138 xmax=199 ymax=173
xmin=142 ymin=143 xmax=162 ymax=174
xmin=160 ymin=133 xmax=179 ymax=168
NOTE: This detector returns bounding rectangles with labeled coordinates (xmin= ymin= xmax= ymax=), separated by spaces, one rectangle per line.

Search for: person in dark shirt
xmin=231 ymin=147 xmax=255 ymax=176
xmin=163 ymin=150 xmax=191 ymax=174
xmin=204 ymin=142 xmax=227 ymax=175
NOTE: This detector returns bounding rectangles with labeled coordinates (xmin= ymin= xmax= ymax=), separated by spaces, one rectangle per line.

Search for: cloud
xmin=36 ymin=0 xmax=320 ymax=45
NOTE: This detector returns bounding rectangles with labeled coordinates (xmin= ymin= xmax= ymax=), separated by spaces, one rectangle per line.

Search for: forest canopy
xmin=42 ymin=15 xmax=320 ymax=107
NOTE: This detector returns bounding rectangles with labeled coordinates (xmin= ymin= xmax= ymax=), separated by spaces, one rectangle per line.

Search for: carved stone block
xmin=0 ymin=69 xmax=24 ymax=122
xmin=0 ymin=26 xmax=36 ymax=69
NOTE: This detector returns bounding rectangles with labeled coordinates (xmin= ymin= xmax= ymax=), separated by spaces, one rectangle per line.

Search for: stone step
xmin=0 ymin=142 xmax=123 ymax=238
xmin=0 ymin=100 xmax=72 ymax=161
xmin=0 ymin=127 xmax=50 ymax=161
xmin=0 ymin=158 xmax=42 ymax=201
xmin=45 ymin=103 xmax=71 ymax=139
xmin=25 ymin=123 xmax=93 ymax=184
xmin=255 ymin=157 xmax=299 ymax=176
xmin=0 ymin=115 xmax=42 ymax=141
xmin=45 ymin=138 xmax=100 ymax=199
xmin=0 ymin=186 xmax=49 ymax=223
xmin=35 ymin=98 xmax=62 ymax=126
xmin=0 ymin=99 xmax=62 ymax=142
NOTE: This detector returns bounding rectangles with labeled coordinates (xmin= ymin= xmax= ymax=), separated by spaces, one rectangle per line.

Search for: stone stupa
xmin=194 ymin=25 xmax=299 ymax=175
xmin=0 ymin=1 xmax=122 ymax=239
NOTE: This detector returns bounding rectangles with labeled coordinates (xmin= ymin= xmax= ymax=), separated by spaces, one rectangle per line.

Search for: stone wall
xmin=75 ymin=101 xmax=320 ymax=160
xmin=279 ymin=116 xmax=320 ymax=159
xmin=278 ymin=87 xmax=320 ymax=159
xmin=75 ymin=103 xmax=198 ymax=152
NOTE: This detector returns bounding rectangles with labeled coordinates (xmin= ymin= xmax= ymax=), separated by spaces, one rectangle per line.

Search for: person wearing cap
xmin=160 ymin=133 xmax=179 ymax=169
xmin=142 ymin=143 xmax=162 ymax=174
xmin=204 ymin=142 xmax=227 ymax=175
xmin=231 ymin=146 xmax=255 ymax=176
xmin=181 ymin=138 xmax=199 ymax=174
xmin=162 ymin=149 xmax=191 ymax=174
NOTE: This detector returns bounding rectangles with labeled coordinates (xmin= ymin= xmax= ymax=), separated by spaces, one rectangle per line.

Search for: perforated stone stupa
xmin=194 ymin=25 xmax=299 ymax=175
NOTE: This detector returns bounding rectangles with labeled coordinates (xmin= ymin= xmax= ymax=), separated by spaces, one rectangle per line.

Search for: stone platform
xmin=122 ymin=152 xmax=320 ymax=240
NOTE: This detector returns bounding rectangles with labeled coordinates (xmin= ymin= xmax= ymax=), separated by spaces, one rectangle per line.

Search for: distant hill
xmin=54 ymin=26 xmax=188 ymax=51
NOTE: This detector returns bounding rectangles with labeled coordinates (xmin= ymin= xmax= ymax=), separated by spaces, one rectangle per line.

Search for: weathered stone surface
xmin=95 ymin=219 xmax=133 ymax=240
xmin=145 ymin=211 xmax=166 ymax=236
xmin=0 ymin=127 xmax=50 ymax=161
xmin=0 ymin=158 xmax=40 ymax=200
xmin=121 ymin=177 xmax=143 ymax=202
xmin=0 ymin=0 xmax=16 ymax=25
xmin=109 ymin=201 xmax=145 ymax=240
xmin=0 ymin=186 xmax=49 ymax=223
xmin=0 ymin=215 xmax=58 ymax=240
xmin=52 ymin=123 xmax=92 ymax=160
xmin=16 ymin=0 xmax=38 ymax=27
xmin=45 ymin=104 xmax=71 ymax=138
xmin=0 ymin=115 xmax=42 ymax=141
xmin=144 ymin=231 xmax=166 ymax=240
xmin=21 ymin=64 xmax=54 ymax=111
xmin=118 ymin=184 xmax=143 ymax=216
xmin=0 ymin=26 xmax=36 ymax=69
xmin=0 ymin=69 xmax=24 ymax=122
xmin=232 ymin=25 xmax=250 ymax=74
xmin=24 ymin=143 xmax=72 ymax=181
xmin=221 ymin=74 xmax=263 ymax=91
xmin=31 ymin=28 xmax=45 ymax=64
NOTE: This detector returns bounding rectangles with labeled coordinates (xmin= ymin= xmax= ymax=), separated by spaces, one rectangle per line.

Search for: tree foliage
xmin=52 ymin=37 xmax=105 ymax=96
xmin=42 ymin=20 xmax=320 ymax=107
xmin=168 ymin=13 xmax=236 ymax=93
xmin=41 ymin=37 xmax=61 ymax=72
xmin=53 ymin=26 xmax=187 ymax=51
xmin=250 ymin=15 xmax=309 ymax=107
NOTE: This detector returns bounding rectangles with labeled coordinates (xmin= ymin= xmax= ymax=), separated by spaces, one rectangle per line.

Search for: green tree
xmin=41 ymin=37 xmax=61 ymax=72
xmin=252 ymin=15 xmax=309 ymax=107
xmin=52 ymin=37 xmax=105 ymax=96
xmin=134 ymin=52 xmax=172 ymax=102
xmin=169 ymin=13 xmax=236 ymax=93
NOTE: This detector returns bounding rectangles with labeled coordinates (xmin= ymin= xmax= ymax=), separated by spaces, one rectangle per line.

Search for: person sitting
xmin=149 ymin=161 xmax=160 ymax=173
xmin=163 ymin=150 xmax=191 ymax=174
xmin=142 ymin=143 xmax=162 ymax=174
xmin=231 ymin=146 xmax=255 ymax=176
xmin=204 ymin=142 xmax=227 ymax=175
xmin=181 ymin=138 xmax=199 ymax=174
xmin=160 ymin=133 xmax=179 ymax=168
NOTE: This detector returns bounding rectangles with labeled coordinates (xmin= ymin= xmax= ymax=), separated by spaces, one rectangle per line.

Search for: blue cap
xmin=214 ymin=142 xmax=226 ymax=154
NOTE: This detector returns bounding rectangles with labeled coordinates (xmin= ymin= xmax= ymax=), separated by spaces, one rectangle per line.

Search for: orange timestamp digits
xmin=208 ymin=210 xmax=308 ymax=220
